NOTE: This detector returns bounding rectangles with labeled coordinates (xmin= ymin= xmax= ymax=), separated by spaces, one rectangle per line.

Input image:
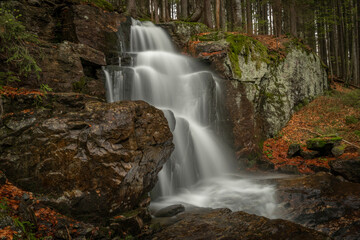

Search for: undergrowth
xmin=0 ymin=7 xmax=41 ymax=86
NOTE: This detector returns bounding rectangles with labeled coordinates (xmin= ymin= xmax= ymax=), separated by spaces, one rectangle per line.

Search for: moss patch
xmin=306 ymin=135 xmax=342 ymax=150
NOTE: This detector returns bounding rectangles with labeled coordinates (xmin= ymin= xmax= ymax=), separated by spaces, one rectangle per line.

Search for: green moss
xmin=225 ymin=33 xmax=274 ymax=78
xmin=81 ymin=0 xmax=114 ymax=11
xmin=345 ymin=115 xmax=359 ymax=125
xmin=73 ymin=76 xmax=88 ymax=93
xmin=306 ymin=135 xmax=342 ymax=149
xmin=354 ymin=130 xmax=360 ymax=137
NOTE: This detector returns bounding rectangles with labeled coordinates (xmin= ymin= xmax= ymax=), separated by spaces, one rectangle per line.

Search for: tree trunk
xmin=189 ymin=1 xmax=203 ymax=22
xmin=203 ymin=0 xmax=213 ymax=28
xmin=181 ymin=0 xmax=188 ymax=19
xmin=272 ymin=0 xmax=282 ymax=37
xmin=290 ymin=0 xmax=297 ymax=37
xmin=220 ymin=0 xmax=226 ymax=30
xmin=154 ymin=0 xmax=159 ymax=23
xmin=215 ymin=0 xmax=220 ymax=29
xmin=126 ymin=0 xmax=137 ymax=18
xmin=246 ymin=0 xmax=252 ymax=34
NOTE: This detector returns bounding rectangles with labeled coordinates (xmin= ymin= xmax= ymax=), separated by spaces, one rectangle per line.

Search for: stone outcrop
xmin=330 ymin=157 xmax=360 ymax=183
xmin=150 ymin=208 xmax=330 ymax=240
xmin=158 ymin=22 xmax=210 ymax=52
xmin=160 ymin=24 xmax=328 ymax=162
xmin=3 ymin=0 xmax=126 ymax=97
xmin=0 ymin=93 xmax=174 ymax=222
xmin=276 ymin=172 xmax=360 ymax=239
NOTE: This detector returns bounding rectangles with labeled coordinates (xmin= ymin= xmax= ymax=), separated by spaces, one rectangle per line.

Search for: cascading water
xmin=103 ymin=19 xmax=279 ymax=218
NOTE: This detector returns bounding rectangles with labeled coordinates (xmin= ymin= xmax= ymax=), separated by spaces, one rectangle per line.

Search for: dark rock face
xmin=37 ymin=41 xmax=106 ymax=94
xmin=0 ymin=93 xmax=174 ymax=222
xmin=151 ymin=208 xmax=330 ymax=240
xmin=276 ymin=172 xmax=360 ymax=239
xmin=4 ymin=0 xmax=126 ymax=98
xmin=330 ymin=157 xmax=360 ymax=183
xmin=287 ymin=143 xmax=301 ymax=158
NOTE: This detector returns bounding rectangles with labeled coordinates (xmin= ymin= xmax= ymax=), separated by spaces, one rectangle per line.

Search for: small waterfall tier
xmin=103 ymin=19 xmax=278 ymax=218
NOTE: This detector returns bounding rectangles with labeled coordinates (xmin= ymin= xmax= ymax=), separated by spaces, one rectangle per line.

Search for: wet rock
xmin=153 ymin=204 xmax=185 ymax=218
xmin=151 ymin=208 xmax=330 ymax=240
xmin=110 ymin=207 xmax=151 ymax=236
xmin=329 ymin=157 xmax=360 ymax=183
xmin=0 ymin=93 xmax=174 ymax=223
xmin=308 ymin=164 xmax=330 ymax=173
xmin=278 ymin=165 xmax=300 ymax=174
xmin=331 ymin=145 xmax=345 ymax=157
xmin=276 ymin=172 xmax=360 ymax=239
xmin=37 ymin=41 xmax=106 ymax=95
xmin=287 ymin=144 xmax=301 ymax=158
xmin=257 ymin=157 xmax=275 ymax=171
xmin=300 ymin=150 xmax=320 ymax=159
xmin=3 ymin=0 xmax=125 ymax=98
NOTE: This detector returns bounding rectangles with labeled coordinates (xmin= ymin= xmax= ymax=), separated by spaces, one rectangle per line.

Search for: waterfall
xmin=103 ymin=19 xmax=279 ymax=218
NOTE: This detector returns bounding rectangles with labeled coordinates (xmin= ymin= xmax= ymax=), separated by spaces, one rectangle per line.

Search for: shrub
xmin=0 ymin=7 xmax=41 ymax=85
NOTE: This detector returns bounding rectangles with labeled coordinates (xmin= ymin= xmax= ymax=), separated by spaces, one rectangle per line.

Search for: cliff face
xmin=161 ymin=25 xmax=328 ymax=162
xmin=2 ymin=0 xmax=126 ymax=97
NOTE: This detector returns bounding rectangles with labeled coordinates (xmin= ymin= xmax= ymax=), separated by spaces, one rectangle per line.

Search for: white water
xmin=103 ymin=19 xmax=279 ymax=218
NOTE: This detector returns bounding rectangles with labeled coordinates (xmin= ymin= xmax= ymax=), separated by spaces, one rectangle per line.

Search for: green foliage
xmin=0 ymin=198 xmax=9 ymax=212
xmin=0 ymin=7 xmax=41 ymax=80
xmin=13 ymin=218 xmax=38 ymax=240
xmin=335 ymin=89 xmax=360 ymax=109
xmin=73 ymin=76 xmax=88 ymax=93
xmin=34 ymin=84 xmax=52 ymax=107
xmin=345 ymin=115 xmax=359 ymax=125
xmin=81 ymin=0 xmax=114 ymax=11
xmin=354 ymin=130 xmax=360 ymax=138
xmin=0 ymin=71 xmax=20 ymax=87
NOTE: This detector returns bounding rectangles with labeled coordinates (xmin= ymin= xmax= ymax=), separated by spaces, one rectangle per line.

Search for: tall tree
xmin=181 ymin=0 xmax=188 ymax=19
xmin=203 ymin=0 xmax=213 ymax=28
xmin=272 ymin=0 xmax=282 ymax=36
xmin=215 ymin=0 xmax=221 ymax=29
xmin=126 ymin=0 xmax=137 ymax=17
xmin=246 ymin=0 xmax=252 ymax=34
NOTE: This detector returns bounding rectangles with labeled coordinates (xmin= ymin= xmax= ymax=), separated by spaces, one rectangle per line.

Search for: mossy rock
xmin=306 ymin=135 xmax=342 ymax=153
xmin=331 ymin=144 xmax=346 ymax=157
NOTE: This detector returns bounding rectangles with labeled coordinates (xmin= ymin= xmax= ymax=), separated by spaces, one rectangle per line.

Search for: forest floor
xmin=262 ymin=81 xmax=360 ymax=174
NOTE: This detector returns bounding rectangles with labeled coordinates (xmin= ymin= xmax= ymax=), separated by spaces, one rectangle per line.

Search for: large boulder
xmin=276 ymin=172 xmax=360 ymax=239
xmin=0 ymin=93 xmax=174 ymax=222
xmin=151 ymin=208 xmax=330 ymax=240
xmin=329 ymin=157 xmax=360 ymax=183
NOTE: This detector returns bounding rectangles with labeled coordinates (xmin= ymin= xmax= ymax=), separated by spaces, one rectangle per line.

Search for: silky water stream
xmin=103 ymin=20 xmax=279 ymax=218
